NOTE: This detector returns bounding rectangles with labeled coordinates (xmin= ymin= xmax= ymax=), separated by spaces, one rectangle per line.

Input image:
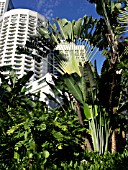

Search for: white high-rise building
xmin=0 ymin=8 xmax=48 ymax=83
xmin=0 ymin=0 xmax=13 ymax=17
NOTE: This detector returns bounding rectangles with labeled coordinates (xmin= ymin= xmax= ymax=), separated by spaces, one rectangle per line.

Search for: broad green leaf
xmin=84 ymin=62 xmax=96 ymax=90
xmin=115 ymin=3 xmax=122 ymax=10
xmin=17 ymin=71 xmax=33 ymax=86
xmin=58 ymin=144 xmax=62 ymax=149
xmin=94 ymin=105 xmax=98 ymax=117
xmin=83 ymin=103 xmax=92 ymax=119
xmin=63 ymin=73 xmax=84 ymax=104
xmin=58 ymin=52 xmax=81 ymax=76
xmin=24 ymin=99 xmax=36 ymax=108
xmin=39 ymin=27 xmax=49 ymax=37
xmin=110 ymin=2 xmax=115 ymax=13
xmin=52 ymin=130 xmax=63 ymax=141
xmin=29 ymin=153 xmax=33 ymax=159
xmin=54 ymin=122 xmax=67 ymax=131
xmin=6 ymin=85 xmax=12 ymax=92
xmin=57 ymin=18 xmax=69 ymax=40
xmin=73 ymin=18 xmax=82 ymax=38
xmin=43 ymin=150 xmax=49 ymax=159
xmin=77 ymin=69 xmax=87 ymax=102
xmin=64 ymin=22 xmax=73 ymax=40
xmin=14 ymin=151 xmax=20 ymax=160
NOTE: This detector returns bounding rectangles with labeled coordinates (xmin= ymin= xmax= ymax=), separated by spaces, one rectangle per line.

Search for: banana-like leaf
xmin=62 ymin=21 xmax=73 ymax=40
xmin=58 ymin=52 xmax=82 ymax=76
xmin=56 ymin=18 xmax=84 ymax=42
xmin=63 ymin=73 xmax=84 ymax=104
xmin=12 ymin=71 xmax=33 ymax=94
xmin=83 ymin=103 xmax=92 ymax=119
xmin=84 ymin=62 xmax=96 ymax=90
xmin=57 ymin=18 xmax=69 ymax=40
xmin=77 ymin=65 xmax=87 ymax=102
xmin=118 ymin=2 xmax=128 ymax=34
xmin=43 ymin=92 xmax=60 ymax=105
xmin=73 ymin=18 xmax=82 ymax=38
xmin=17 ymin=71 xmax=33 ymax=86
xmin=39 ymin=27 xmax=49 ymax=37
xmin=89 ymin=110 xmax=111 ymax=154
xmin=51 ymin=32 xmax=60 ymax=44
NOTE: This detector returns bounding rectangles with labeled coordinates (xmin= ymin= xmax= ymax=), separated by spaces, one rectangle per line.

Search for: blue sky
xmin=12 ymin=0 xmax=105 ymax=73
xmin=12 ymin=0 xmax=100 ymax=20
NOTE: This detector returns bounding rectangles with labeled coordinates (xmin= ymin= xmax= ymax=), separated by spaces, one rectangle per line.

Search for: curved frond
xmin=118 ymin=1 xmax=128 ymax=34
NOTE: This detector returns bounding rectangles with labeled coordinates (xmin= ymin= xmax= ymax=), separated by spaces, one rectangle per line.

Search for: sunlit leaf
xmin=43 ymin=150 xmax=49 ymax=159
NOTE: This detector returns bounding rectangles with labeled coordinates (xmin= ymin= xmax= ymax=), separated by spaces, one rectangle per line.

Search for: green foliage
xmin=0 ymin=105 xmax=84 ymax=169
xmin=89 ymin=110 xmax=110 ymax=154
xmin=1 ymin=0 xmax=128 ymax=168
xmin=57 ymin=149 xmax=128 ymax=170
xmin=1 ymin=68 xmax=124 ymax=169
xmin=82 ymin=149 xmax=128 ymax=170
xmin=46 ymin=61 xmax=112 ymax=154
xmin=0 ymin=70 xmax=84 ymax=169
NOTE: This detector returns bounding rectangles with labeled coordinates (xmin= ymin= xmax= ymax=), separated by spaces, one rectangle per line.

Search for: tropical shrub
xmin=59 ymin=149 xmax=128 ymax=170
xmin=0 ymin=72 xmax=85 ymax=169
xmin=1 ymin=0 xmax=128 ymax=169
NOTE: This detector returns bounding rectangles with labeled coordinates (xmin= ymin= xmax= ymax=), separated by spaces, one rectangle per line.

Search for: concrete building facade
xmin=26 ymin=73 xmax=61 ymax=108
xmin=0 ymin=0 xmax=13 ymax=17
xmin=0 ymin=1 xmax=86 ymax=107
xmin=0 ymin=8 xmax=48 ymax=83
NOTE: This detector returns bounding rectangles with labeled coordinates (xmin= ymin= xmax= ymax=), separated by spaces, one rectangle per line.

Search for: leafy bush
xmin=53 ymin=149 xmax=128 ymax=170
xmin=0 ymin=98 xmax=128 ymax=170
xmin=0 ymin=69 xmax=127 ymax=169
xmin=0 ymin=98 xmax=85 ymax=169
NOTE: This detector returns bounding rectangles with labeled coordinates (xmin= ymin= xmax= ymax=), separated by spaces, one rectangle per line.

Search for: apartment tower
xmin=0 ymin=8 xmax=48 ymax=83
xmin=0 ymin=0 xmax=13 ymax=17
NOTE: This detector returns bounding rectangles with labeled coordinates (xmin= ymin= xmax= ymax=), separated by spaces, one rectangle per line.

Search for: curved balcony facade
xmin=0 ymin=8 xmax=48 ymax=84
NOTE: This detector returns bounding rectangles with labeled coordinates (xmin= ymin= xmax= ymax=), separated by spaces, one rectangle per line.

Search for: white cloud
xmin=36 ymin=0 xmax=44 ymax=11
xmin=44 ymin=9 xmax=54 ymax=20
xmin=36 ymin=0 xmax=60 ymax=10
xmin=36 ymin=0 xmax=61 ymax=20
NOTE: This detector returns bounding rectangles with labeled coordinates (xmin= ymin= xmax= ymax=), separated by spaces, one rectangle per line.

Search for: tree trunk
xmin=74 ymin=100 xmax=84 ymax=126
xmin=111 ymin=130 xmax=117 ymax=153
xmin=84 ymin=137 xmax=92 ymax=152
xmin=74 ymin=99 xmax=92 ymax=152
xmin=102 ymin=0 xmax=121 ymax=153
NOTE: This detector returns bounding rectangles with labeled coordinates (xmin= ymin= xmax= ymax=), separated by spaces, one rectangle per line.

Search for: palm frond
xmin=55 ymin=41 xmax=99 ymax=76
xmin=118 ymin=1 xmax=128 ymax=34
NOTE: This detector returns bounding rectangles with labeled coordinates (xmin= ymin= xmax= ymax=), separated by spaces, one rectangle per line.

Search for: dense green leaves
xmin=1 ymin=0 xmax=128 ymax=168
xmin=0 ymin=71 xmax=84 ymax=169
